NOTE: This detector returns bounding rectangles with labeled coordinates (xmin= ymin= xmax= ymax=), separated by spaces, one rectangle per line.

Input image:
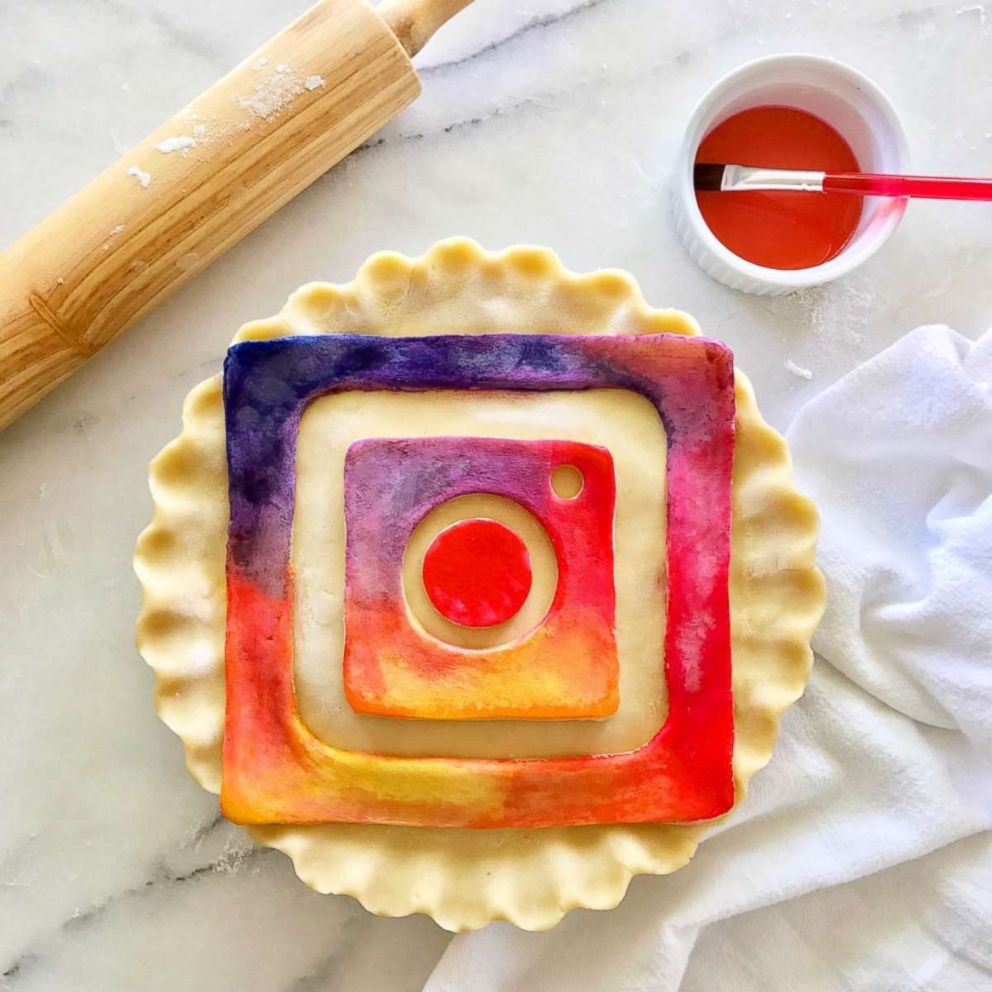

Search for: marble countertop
xmin=1 ymin=0 xmax=990 ymax=989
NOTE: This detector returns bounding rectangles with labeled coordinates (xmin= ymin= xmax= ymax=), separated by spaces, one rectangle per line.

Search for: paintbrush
xmin=694 ymin=163 xmax=992 ymax=200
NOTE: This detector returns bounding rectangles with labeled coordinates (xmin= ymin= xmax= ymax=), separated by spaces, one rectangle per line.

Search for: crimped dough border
xmin=134 ymin=238 xmax=824 ymax=931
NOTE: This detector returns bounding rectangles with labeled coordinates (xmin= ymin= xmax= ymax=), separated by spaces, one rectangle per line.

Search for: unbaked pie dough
xmin=134 ymin=239 xmax=824 ymax=930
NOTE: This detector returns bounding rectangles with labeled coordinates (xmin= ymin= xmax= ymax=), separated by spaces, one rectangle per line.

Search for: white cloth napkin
xmin=422 ymin=326 xmax=992 ymax=992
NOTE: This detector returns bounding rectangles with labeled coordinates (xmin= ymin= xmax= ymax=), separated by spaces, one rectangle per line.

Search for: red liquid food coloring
xmin=695 ymin=106 xmax=863 ymax=270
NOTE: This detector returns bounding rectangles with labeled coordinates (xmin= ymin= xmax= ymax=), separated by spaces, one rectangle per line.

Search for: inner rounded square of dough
xmin=293 ymin=388 xmax=668 ymax=759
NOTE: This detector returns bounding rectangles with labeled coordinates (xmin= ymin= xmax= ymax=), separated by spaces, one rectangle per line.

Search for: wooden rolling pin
xmin=0 ymin=0 xmax=472 ymax=429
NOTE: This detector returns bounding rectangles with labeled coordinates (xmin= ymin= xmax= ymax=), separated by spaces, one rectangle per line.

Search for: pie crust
xmin=134 ymin=238 xmax=824 ymax=930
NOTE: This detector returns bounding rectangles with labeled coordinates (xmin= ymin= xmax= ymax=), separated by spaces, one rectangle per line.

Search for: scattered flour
xmin=793 ymin=279 xmax=874 ymax=350
xmin=784 ymin=358 xmax=814 ymax=380
xmin=155 ymin=135 xmax=197 ymax=154
xmin=956 ymin=4 xmax=987 ymax=24
xmin=177 ymin=821 xmax=255 ymax=875
xmin=252 ymin=57 xmax=269 ymax=70
xmin=192 ymin=124 xmax=207 ymax=139
xmin=110 ymin=224 xmax=125 ymax=236
xmin=304 ymin=74 xmax=325 ymax=91
xmin=235 ymin=71 xmax=307 ymax=121
xmin=213 ymin=837 xmax=255 ymax=873
xmin=127 ymin=165 xmax=151 ymax=188
xmin=276 ymin=62 xmax=292 ymax=73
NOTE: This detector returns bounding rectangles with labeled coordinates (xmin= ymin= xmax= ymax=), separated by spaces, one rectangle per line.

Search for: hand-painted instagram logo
xmin=342 ymin=437 xmax=619 ymax=721
xmin=221 ymin=333 xmax=736 ymax=829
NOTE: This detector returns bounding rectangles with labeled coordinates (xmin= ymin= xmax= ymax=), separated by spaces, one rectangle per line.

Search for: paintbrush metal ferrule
xmin=719 ymin=165 xmax=827 ymax=192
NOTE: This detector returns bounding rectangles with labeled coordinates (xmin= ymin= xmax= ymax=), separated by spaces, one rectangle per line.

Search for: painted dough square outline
xmin=221 ymin=333 xmax=736 ymax=829
xmin=342 ymin=437 xmax=619 ymax=720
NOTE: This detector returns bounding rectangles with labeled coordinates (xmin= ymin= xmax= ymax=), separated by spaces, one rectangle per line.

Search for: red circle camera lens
xmin=423 ymin=518 xmax=532 ymax=628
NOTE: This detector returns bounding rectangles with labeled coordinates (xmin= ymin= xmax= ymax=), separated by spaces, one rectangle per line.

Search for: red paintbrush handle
xmin=824 ymin=172 xmax=992 ymax=201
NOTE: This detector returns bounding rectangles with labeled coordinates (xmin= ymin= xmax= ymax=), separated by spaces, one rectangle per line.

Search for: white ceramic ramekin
xmin=673 ymin=54 xmax=909 ymax=295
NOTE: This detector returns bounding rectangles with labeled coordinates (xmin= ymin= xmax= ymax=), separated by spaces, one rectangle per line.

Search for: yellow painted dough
xmin=135 ymin=239 xmax=825 ymax=931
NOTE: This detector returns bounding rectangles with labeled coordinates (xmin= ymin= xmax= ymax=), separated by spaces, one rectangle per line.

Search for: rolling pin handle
xmin=379 ymin=0 xmax=475 ymax=57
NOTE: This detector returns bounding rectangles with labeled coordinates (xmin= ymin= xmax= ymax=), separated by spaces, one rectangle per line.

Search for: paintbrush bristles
xmin=693 ymin=163 xmax=726 ymax=191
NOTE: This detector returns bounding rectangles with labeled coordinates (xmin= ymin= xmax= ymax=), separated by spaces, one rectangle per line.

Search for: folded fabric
xmin=421 ymin=326 xmax=992 ymax=992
